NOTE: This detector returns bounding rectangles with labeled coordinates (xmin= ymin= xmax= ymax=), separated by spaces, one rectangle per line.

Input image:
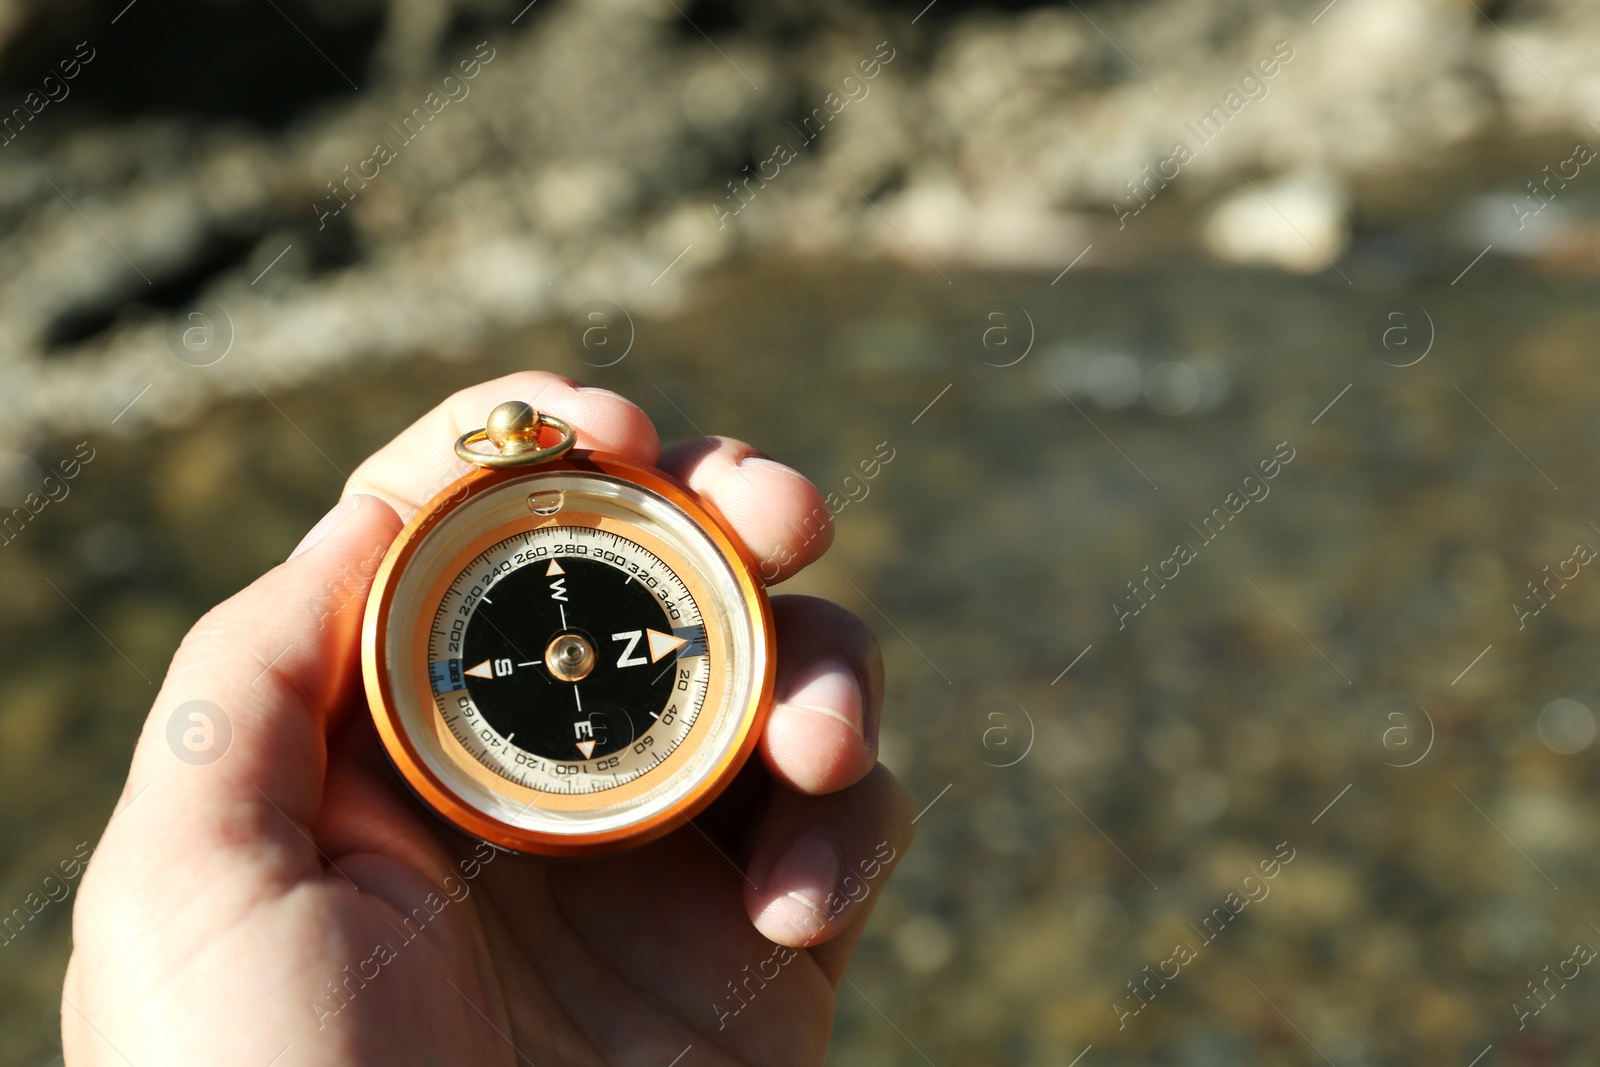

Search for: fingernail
xmin=738 ymin=454 xmax=799 ymax=475
xmin=781 ymin=657 xmax=866 ymax=741
xmin=758 ymin=830 xmax=840 ymax=943
xmin=289 ymin=495 xmax=369 ymax=560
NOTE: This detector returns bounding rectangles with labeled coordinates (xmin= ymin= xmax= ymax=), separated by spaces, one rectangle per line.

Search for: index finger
xmin=342 ymin=371 xmax=661 ymax=518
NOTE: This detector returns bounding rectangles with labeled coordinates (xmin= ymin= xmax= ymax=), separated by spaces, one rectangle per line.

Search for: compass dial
xmin=364 ymin=460 xmax=773 ymax=857
xmin=430 ymin=527 xmax=709 ymax=791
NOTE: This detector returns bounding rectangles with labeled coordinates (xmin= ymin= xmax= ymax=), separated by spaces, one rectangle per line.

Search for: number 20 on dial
xmin=362 ymin=402 xmax=776 ymax=856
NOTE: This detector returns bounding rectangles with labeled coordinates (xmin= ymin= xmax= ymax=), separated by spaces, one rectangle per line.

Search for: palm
xmin=296 ymin=720 xmax=838 ymax=1066
xmin=64 ymin=375 xmax=910 ymax=1067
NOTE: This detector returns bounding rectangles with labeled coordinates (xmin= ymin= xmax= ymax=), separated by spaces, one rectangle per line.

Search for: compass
xmin=362 ymin=401 xmax=775 ymax=856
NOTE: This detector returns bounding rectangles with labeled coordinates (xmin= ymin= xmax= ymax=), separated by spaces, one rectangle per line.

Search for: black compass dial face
xmin=426 ymin=524 xmax=712 ymax=793
xmin=462 ymin=557 xmax=675 ymax=761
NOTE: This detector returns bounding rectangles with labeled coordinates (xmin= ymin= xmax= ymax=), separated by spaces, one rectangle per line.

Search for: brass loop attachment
xmin=455 ymin=401 xmax=578 ymax=469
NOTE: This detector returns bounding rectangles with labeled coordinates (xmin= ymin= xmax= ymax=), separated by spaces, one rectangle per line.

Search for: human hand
xmin=61 ymin=372 xmax=913 ymax=1067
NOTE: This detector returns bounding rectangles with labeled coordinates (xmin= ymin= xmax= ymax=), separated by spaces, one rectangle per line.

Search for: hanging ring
xmin=455 ymin=401 xmax=578 ymax=469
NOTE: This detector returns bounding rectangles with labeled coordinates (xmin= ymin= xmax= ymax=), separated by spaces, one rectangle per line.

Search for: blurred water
xmin=3 ymin=233 xmax=1600 ymax=1063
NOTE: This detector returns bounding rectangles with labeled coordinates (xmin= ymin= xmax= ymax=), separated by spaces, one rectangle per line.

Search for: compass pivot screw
xmin=545 ymin=632 xmax=597 ymax=682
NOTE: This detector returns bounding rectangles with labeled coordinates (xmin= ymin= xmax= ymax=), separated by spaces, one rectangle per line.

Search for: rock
xmin=1202 ymin=172 xmax=1350 ymax=273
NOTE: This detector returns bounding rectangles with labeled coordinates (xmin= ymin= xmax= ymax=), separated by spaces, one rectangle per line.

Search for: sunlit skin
xmin=62 ymin=372 xmax=913 ymax=1067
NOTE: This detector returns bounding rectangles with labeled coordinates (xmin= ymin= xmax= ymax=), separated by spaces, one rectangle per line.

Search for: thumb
xmin=120 ymin=494 xmax=404 ymax=848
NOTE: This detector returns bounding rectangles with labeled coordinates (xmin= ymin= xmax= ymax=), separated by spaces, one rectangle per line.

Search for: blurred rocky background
xmin=4 ymin=0 xmax=1600 ymax=1065
xmin=0 ymin=0 xmax=1596 ymax=443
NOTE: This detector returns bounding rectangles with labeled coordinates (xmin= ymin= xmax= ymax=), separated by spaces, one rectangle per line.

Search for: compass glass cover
xmin=378 ymin=471 xmax=762 ymax=841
